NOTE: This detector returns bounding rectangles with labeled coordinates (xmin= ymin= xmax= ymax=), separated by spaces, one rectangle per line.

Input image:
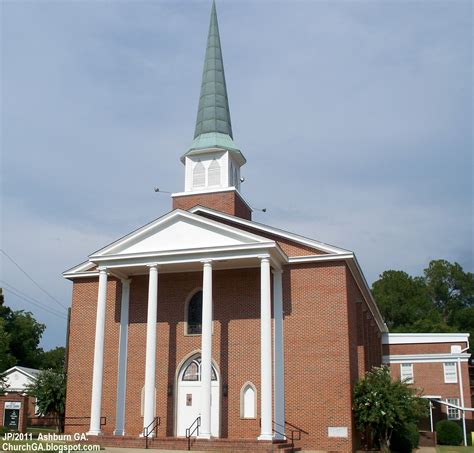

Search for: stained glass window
xmin=181 ymin=357 xmax=218 ymax=381
xmin=187 ymin=291 xmax=203 ymax=335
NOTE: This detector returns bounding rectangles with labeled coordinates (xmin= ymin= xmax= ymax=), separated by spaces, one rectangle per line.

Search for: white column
xmin=457 ymin=358 xmax=467 ymax=446
xmin=273 ymin=269 xmax=285 ymax=440
xmin=142 ymin=265 xmax=158 ymax=436
xmin=199 ymin=260 xmax=213 ymax=439
xmin=259 ymin=256 xmax=273 ymax=440
xmin=87 ymin=267 xmax=108 ymax=436
xmin=429 ymin=401 xmax=433 ymax=432
xmin=114 ymin=278 xmax=131 ymax=436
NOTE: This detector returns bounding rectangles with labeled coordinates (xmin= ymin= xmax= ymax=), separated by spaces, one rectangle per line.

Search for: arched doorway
xmin=176 ymin=355 xmax=220 ymax=437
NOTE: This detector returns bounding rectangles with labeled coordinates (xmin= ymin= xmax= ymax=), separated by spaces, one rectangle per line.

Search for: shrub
xmin=390 ymin=423 xmax=419 ymax=453
xmin=353 ymin=366 xmax=428 ymax=451
xmin=436 ymin=420 xmax=462 ymax=446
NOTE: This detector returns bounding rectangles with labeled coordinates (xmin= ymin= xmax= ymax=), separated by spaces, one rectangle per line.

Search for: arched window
xmin=193 ymin=161 xmax=205 ymax=188
xmin=181 ymin=357 xmax=217 ymax=381
xmin=187 ymin=291 xmax=203 ymax=335
xmin=208 ymin=159 xmax=221 ymax=186
xmin=240 ymin=382 xmax=256 ymax=419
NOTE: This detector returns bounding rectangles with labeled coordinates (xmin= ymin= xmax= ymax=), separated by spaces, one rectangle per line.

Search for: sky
xmin=1 ymin=0 xmax=472 ymax=350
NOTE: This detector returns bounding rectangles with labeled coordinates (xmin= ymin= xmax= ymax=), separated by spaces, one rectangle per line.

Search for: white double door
xmin=177 ymin=380 xmax=220 ymax=437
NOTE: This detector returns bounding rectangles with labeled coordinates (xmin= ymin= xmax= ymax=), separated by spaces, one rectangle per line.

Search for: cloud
xmin=1 ymin=0 xmax=472 ymax=348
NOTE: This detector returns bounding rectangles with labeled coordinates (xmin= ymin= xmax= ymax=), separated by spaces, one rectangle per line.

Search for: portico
xmin=73 ymin=209 xmax=287 ymax=440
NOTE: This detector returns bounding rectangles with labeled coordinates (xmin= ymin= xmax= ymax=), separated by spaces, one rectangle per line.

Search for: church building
xmin=63 ymin=2 xmax=471 ymax=452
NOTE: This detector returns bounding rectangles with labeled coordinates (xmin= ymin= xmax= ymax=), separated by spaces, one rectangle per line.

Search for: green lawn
xmin=27 ymin=427 xmax=57 ymax=436
xmin=0 ymin=439 xmax=103 ymax=451
xmin=437 ymin=447 xmax=474 ymax=453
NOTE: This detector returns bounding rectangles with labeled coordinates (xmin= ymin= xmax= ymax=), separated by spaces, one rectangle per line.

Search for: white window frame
xmin=444 ymin=362 xmax=458 ymax=383
xmin=447 ymin=398 xmax=460 ymax=420
xmin=240 ymin=382 xmax=257 ymax=419
xmin=400 ymin=363 xmax=414 ymax=384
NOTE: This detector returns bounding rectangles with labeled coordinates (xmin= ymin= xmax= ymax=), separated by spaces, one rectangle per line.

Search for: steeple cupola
xmin=172 ymin=1 xmax=251 ymax=219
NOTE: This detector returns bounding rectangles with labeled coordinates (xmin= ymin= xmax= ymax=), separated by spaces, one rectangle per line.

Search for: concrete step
xmin=82 ymin=435 xmax=296 ymax=452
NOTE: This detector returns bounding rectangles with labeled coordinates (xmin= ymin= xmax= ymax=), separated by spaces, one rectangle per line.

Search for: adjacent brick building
xmin=63 ymin=2 xmax=471 ymax=452
xmin=383 ymin=333 xmax=472 ymax=439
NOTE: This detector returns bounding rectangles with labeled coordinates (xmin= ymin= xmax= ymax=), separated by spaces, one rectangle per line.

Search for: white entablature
xmin=63 ymin=209 xmax=286 ymax=278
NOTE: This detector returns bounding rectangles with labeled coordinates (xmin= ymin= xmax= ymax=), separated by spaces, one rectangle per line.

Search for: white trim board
xmin=172 ymin=187 xmax=253 ymax=212
xmin=383 ymin=353 xmax=470 ymax=364
xmin=288 ymin=253 xmax=354 ymax=263
xmin=190 ymin=206 xmax=351 ymax=255
xmin=382 ymin=333 xmax=470 ymax=345
xmin=90 ymin=209 xmax=271 ymax=258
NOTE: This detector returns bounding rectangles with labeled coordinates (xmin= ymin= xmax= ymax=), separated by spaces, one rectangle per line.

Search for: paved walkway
xmin=103 ymin=449 xmax=208 ymax=453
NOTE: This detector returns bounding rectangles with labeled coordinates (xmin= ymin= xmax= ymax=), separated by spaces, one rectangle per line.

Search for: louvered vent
xmin=193 ymin=161 xmax=205 ymax=188
xmin=208 ymin=159 xmax=221 ymax=186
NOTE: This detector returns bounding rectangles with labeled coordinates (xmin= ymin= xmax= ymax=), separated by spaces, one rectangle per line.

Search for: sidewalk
xmin=103 ymin=448 xmax=208 ymax=453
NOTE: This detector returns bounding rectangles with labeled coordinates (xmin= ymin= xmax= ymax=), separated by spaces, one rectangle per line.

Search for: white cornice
xmin=90 ymin=209 xmax=267 ymax=258
xmin=63 ymin=260 xmax=96 ymax=275
xmin=382 ymin=333 xmax=470 ymax=345
xmin=63 ymin=271 xmax=100 ymax=280
xmin=383 ymin=353 xmax=471 ymax=364
xmin=346 ymin=256 xmax=388 ymax=333
xmin=172 ymin=187 xmax=253 ymax=212
xmin=190 ymin=206 xmax=351 ymax=255
xmin=289 ymin=253 xmax=354 ymax=263
xmin=90 ymin=241 xmax=285 ymax=263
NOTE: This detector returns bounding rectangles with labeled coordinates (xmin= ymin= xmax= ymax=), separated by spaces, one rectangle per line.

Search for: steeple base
xmin=172 ymin=188 xmax=252 ymax=220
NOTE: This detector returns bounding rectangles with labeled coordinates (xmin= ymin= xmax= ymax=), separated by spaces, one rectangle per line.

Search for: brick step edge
xmin=78 ymin=436 xmax=295 ymax=451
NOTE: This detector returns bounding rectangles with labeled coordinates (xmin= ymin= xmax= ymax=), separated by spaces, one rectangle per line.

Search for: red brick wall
xmin=196 ymin=212 xmax=327 ymax=257
xmin=65 ymin=259 xmax=374 ymax=452
xmin=172 ymin=191 xmax=251 ymax=220
xmin=0 ymin=394 xmax=28 ymax=432
xmin=387 ymin=342 xmax=472 ymax=420
xmin=384 ymin=342 xmax=467 ymax=356
xmin=65 ymin=277 xmax=121 ymax=432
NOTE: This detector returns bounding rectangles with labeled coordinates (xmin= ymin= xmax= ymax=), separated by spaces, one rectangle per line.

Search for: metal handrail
xmin=185 ymin=416 xmax=201 ymax=451
xmin=273 ymin=422 xmax=294 ymax=453
xmin=259 ymin=419 xmax=305 ymax=453
xmin=144 ymin=416 xmax=160 ymax=449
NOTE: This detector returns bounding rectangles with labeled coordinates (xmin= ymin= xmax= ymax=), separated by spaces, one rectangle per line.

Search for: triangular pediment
xmin=90 ymin=209 xmax=271 ymax=258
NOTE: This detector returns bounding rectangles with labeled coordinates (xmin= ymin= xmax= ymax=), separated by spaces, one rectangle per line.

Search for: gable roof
xmin=63 ymin=209 xmax=286 ymax=278
xmin=3 ymin=366 xmax=41 ymax=380
xmin=88 ymin=209 xmax=274 ymax=259
xmin=189 ymin=205 xmax=352 ymax=255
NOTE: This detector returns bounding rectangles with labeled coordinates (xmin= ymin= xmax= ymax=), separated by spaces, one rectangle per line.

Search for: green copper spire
xmin=182 ymin=1 xmax=245 ymax=165
xmin=194 ymin=0 xmax=232 ymax=139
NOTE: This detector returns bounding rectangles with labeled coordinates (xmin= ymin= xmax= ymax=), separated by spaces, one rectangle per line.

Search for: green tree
xmin=3 ymin=310 xmax=45 ymax=368
xmin=371 ymin=271 xmax=443 ymax=331
xmin=0 ymin=318 xmax=15 ymax=372
xmin=0 ymin=289 xmax=67 ymax=371
xmin=424 ymin=260 xmax=474 ymax=323
xmin=40 ymin=347 xmax=66 ymax=371
xmin=0 ymin=371 xmax=8 ymax=393
xmin=27 ymin=369 xmax=66 ymax=433
xmin=353 ymin=366 xmax=428 ymax=452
